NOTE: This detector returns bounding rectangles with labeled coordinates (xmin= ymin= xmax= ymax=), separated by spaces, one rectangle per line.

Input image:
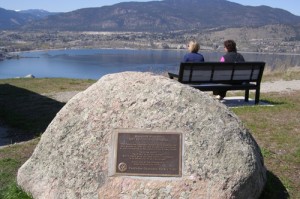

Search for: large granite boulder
xmin=17 ymin=72 xmax=266 ymax=199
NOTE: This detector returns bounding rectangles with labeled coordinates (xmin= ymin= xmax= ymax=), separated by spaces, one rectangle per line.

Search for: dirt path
xmin=46 ymin=80 xmax=300 ymax=103
xmin=260 ymin=80 xmax=300 ymax=93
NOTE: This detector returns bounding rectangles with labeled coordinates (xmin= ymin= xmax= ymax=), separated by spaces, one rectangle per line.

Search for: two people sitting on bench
xmin=183 ymin=39 xmax=245 ymax=100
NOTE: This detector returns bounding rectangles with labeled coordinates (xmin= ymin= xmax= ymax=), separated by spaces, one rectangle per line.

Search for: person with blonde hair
xmin=183 ymin=40 xmax=205 ymax=62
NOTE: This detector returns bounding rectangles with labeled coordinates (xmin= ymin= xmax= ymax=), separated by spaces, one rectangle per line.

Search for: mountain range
xmin=1 ymin=0 xmax=300 ymax=32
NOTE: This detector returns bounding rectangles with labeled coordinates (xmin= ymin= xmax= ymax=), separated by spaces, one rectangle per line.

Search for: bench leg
xmin=255 ymin=88 xmax=260 ymax=105
xmin=245 ymin=89 xmax=249 ymax=102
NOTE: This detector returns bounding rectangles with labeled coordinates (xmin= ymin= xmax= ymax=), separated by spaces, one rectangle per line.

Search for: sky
xmin=0 ymin=0 xmax=300 ymax=16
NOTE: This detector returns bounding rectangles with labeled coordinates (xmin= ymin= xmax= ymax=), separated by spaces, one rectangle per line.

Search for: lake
xmin=1 ymin=49 xmax=300 ymax=79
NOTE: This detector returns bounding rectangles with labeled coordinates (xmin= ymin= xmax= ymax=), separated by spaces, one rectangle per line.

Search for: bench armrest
xmin=168 ymin=72 xmax=179 ymax=79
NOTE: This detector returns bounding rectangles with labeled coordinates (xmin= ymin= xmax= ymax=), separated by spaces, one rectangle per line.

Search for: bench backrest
xmin=178 ymin=62 xmax=265 ymax=84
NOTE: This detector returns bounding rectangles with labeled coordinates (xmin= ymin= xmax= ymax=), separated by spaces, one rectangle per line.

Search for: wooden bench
xmin=168 ymin=62 xmax=265 ymax=104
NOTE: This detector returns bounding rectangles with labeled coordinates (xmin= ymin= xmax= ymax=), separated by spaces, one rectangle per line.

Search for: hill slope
xmin=22 ymin=0 xmax=300 ymax=31
xmin=0 ymin=8 xmax=57 ymax=29
xmin=0 ymin=8 xmax=35 ymax=29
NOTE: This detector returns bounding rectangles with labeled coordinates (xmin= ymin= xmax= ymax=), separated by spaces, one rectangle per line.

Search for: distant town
xmin=1 ymin=24 xmax=300 ymax=61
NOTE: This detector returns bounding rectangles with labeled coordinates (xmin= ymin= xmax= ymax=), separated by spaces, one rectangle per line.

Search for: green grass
xmin=0 ymin=77 xmax=300 ymax=198
xmin=0 ymin=139 xmax=38 ymax=199
xmin=261 ymin=147 xmax=273 ymax=158
xmin=232 ymin=92 xmax=300 ymax=198
xmin=0 ymin=158 xmax=31 ymax=199
xmin=0 ymin=183 xmax=32 ymax=199
xmin=0 ymin=158 xmax=20 ymax=188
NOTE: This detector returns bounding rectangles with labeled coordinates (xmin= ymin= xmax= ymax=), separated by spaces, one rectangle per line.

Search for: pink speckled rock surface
xmin=17 ymin=72 xmax=266 ymax=199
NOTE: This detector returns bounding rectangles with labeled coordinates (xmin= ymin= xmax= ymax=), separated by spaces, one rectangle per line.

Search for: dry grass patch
xmin=0 ymin=78 xmax=95 ymax=94
xmin=0 ymin=77 xmax=299 ymax=198
xmin=263 ymin=66 xmax=300 ymax=82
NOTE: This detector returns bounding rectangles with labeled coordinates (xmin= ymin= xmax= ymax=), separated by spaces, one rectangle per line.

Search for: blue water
xmin=0 ymin=49 xmax=300 ymax=79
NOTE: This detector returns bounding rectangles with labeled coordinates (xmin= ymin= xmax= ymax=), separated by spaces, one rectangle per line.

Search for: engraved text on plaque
xmin=115 ymin=131 xmax=182 ymax=177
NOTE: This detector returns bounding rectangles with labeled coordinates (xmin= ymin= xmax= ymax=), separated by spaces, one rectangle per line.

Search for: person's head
xmin=224 ymin=40 xmax=237 ymax=52
xmin=187 ymin=40 xmax=200 ymax=53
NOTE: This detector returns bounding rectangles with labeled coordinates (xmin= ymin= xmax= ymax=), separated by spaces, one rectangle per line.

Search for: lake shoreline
xmin=1 ymin=48 xmax=300 ymax=80
xmin=13 ymin=47 xmax=300 ymax=56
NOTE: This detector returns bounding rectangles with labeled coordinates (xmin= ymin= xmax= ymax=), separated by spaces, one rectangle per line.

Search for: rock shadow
xmin=0 ymin=84 xmax=65 ymax=146
xmin=259 ymin=170 xmax=290 ymax=199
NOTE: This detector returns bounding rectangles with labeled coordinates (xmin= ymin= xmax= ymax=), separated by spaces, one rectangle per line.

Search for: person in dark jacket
xmin=215 ymin=40 xmax=245 ymax=99
xmin=220 ymin=40 xmax=245 ymax=63
xmin=183 ymin=40 xmax=205 ymax=62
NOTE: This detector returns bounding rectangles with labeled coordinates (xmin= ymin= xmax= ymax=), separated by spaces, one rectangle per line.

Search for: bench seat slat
xmin=190 ymin=83 xmax=258 ymax=90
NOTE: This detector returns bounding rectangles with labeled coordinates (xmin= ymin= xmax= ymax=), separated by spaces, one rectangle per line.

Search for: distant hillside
xmin=0 ymin=8 xmax=35 ymax=29
xmin=18 ymin=9 xmax=59 ymax=18
xmin=23 ymin=0 xmax=300 ymax=31
xmin=1 ymin=0 xmax=300 ymax=32
xmin=0 ymin=8 xmax=57 ymax=29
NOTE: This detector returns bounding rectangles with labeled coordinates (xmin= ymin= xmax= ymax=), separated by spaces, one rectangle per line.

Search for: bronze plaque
xmin=115 ymin=131 xmax=182 ymax=177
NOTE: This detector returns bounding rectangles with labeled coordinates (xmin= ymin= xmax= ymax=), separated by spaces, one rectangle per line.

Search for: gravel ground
xmin=260 ymin=80 xmax=300 ymax=93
